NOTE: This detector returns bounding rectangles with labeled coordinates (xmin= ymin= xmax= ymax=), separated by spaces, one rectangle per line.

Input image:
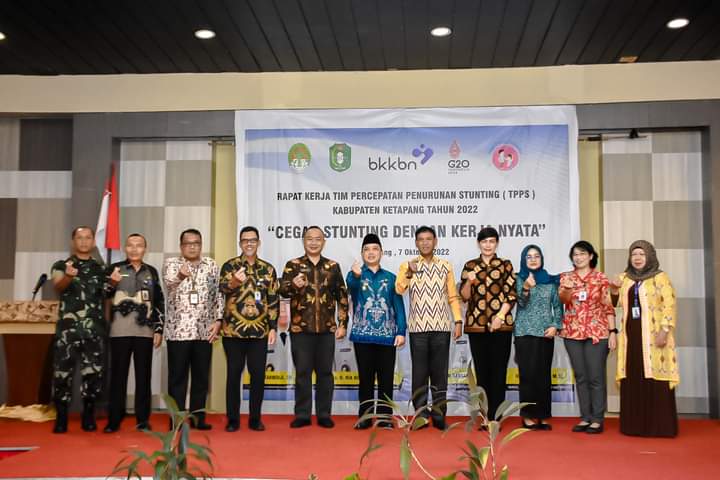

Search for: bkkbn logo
xmin=368 ymin=156 xmax=418 ymax=171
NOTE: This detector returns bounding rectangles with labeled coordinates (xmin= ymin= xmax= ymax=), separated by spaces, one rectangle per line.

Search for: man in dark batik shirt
xmin=279 ymin=226 xmax=349 ymax=429
xmin=104 ymin=233 xmax=164 ymax=433
xmin=219 ymin=226 xmax=279 ymax=432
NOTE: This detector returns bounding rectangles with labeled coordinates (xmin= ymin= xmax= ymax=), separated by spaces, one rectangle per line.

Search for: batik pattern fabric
xmin=219 ymin=255 xmax=279 ymax=339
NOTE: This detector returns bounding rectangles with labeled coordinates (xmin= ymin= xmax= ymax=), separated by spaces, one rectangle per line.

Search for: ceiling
xmin=0 ymin=0 xmax=719 ymax=75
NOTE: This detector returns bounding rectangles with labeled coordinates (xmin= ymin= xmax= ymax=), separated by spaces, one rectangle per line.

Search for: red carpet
xmin=0 ymin=415 xmax=718 ymax=479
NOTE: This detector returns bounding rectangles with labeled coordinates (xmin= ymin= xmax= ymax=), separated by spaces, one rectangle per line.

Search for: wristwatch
xmin=608 ymin=328 xmax=618 ymax=334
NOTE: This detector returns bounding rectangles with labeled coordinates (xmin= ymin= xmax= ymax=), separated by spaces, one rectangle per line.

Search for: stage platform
xmin=0 ymin=414 xmax=718 ymax=479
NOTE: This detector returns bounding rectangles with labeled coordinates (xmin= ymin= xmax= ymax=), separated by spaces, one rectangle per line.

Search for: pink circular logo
xmin=492 ymin=144 xmax=519 ymax=171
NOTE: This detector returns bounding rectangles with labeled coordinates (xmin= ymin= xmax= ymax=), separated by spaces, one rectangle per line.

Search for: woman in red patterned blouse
xmin=559 ymin=241 xmax=617 ymax=434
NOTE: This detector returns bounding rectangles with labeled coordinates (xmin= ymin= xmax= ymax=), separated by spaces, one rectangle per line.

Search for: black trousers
xmin=353 ymin=342 xmax=396 ymax=418
xmin=409 ymin=332 xmax=450 ymax=419
xmin=107 ymin=336 xmax=154 ymax=427
xmin=166 ymin=340 xmax=212 ymax=422
xmin=514 ymin=336 xmax=554 ymax=420
xmin=291 ymin=332 xmax=335 ymax=419
xmin=468 ymin=331 xmax=512 ymax=420
xmin=222 ymin=337 xmax=268 ymax=422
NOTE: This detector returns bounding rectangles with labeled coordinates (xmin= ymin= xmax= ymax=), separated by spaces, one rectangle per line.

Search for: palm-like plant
xmin=346 ymin=388 xmax=531 ymax=480
xmin=112 ymin=395 xmax=214 ymax=480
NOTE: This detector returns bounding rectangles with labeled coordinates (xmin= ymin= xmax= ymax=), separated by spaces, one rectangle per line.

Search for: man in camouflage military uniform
xmin=50 ymin=226 xmax=108 ymax=433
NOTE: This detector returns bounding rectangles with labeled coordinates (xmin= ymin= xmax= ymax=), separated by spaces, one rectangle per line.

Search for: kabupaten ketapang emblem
xmin=329 ymin=143 xmax=351 ymax=172
xmin=288 ymin=143 xmax=311 ymax=172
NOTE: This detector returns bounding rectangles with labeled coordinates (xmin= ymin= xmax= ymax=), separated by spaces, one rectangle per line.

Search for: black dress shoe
xmin=192 ymin=422 xmax=213 ymax=431
xmin=225 ymin=421 xmax=240 ymax=432
xmin=248 ymin=420 xmax=265 ymax=431
xmin=354 ymin=419 xmax=372 ymax=430
xmin=535 ymin=421 xmax=552 ymax=431
xmin=104 ymin=424 xmax=120 ymax=434
xmin=432 ymin=418 xmax=447 ymax=430
xmin=572 ymin=422 xmax=590 ymax=432
xmin=317 ymin=417 xmax=335 ymax=428
xmin=521 ymin=419 xmax=538 ymax=430
xmin=136 ymin=422 xmax=151 ymax=431
xmin=586 ymin=423 xmax=604 ymax=434
xmin=376 ymin=421 xmax=394 ymax=430
xmin=290 ymin=417 xmax=311 ymax=428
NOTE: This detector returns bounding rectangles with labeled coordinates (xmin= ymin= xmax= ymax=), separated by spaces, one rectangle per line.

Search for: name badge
xmin=189 ymin=291 xmax=199 ymax=305
xmin=632 ymin=306 xmax=641 ymax=319
xmin=578 ymin=291 xmax=587 ymax=302
xmin=141 ymin=289 xmax=150 ymax=302
xmin=254 ymin=290 xmax=262 ymax=303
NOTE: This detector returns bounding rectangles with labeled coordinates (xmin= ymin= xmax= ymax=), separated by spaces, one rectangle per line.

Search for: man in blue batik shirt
xmin=347 ymin=233 xmax=406 ymax=429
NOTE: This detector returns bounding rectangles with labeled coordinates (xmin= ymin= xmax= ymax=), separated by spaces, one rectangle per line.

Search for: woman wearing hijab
xmin=610 ymin=240 xmax=679 ymax=437
xmin=514 ymin=245 xmax=562 ymax=430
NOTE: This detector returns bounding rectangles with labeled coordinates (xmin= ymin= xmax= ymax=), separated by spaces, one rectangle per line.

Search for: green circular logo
xmin=288 ymin=143 xmax=311 ymax=172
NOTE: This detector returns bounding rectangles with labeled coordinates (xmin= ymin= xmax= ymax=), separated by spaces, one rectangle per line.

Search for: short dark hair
xmin=477 ymin=227 xmax=499 ymax=242
xmin=72 ymin=226 xmax=95 ymax=238
xmin=415 ymin=226 xmax=436 ymax=239
xmin=127 ymin=232 xmax=147 ymax=247
xmin=569 ymin=240 xmax=599 ymax=269
xmin=303 ymin=226 xmax=324 ymax=238
xmin=180 ymin=228 xmax=202 ymax=243
xmin=239 ymin=226 xmax=260 ymax=239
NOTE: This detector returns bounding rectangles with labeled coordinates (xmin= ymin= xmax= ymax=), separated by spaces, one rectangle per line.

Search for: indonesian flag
xmin=96 ymin=163 xmax=120 ymax=263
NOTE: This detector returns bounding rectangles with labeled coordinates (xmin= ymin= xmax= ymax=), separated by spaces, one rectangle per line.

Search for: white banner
xmin=235 ymin=106 xmax=580 ymax=415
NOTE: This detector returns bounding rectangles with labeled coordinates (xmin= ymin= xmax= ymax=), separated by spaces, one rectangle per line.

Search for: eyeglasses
xmin=240 ymin=238 xmax=259 ymax=245
xmin=181 ymin=241 xmax=201 ymax=248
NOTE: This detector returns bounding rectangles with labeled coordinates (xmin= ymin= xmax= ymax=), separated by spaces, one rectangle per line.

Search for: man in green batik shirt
xmin=217 ymin=226 xmax=279 ymax=432
xmin=50 ymin=226 xmax=109 ymax=434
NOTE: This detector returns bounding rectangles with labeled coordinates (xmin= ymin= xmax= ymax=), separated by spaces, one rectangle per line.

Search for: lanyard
xmin=633 ymin=282 xmax=641 ymax=308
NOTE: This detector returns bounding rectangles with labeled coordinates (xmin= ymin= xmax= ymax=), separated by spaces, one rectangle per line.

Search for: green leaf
xmin=344 ymin=474 xmax=361 ymax=480
xmin=464 ymin=440 xmax=480 ymax=459
xmin=499 ymin=465 xmax=509 ymax=480
xmin=477 ymin=447 xmax=490 ymax=469
xmin=400 ymin=436 xmax=411 ymax=480
xmin=497 ymin=402 xmax=532 ymax=423
xmin=359 ymin=430 xmax=383 ymax=467
xmin=411 ymin=416 xmax=429 ymax=431
xmin=494 ymin=400 xmax=512 ymax=421
xmin=438 ymin=473 xmax=458 ymax=480
xmin=488 ymin=421 xmax=500 ymax=442
xmin=441 ymin=421 xmax=464 ymax=438
xmin=500 ymin=427 xmax=531 ymax=448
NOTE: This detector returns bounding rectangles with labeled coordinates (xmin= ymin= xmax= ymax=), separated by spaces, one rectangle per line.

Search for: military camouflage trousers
xmin=52 ymin=325 xmax=105 ymax=404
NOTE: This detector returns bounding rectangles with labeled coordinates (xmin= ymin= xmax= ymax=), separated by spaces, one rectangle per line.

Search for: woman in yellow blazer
xmin=610 ymin=240 xmax=679 ymax=437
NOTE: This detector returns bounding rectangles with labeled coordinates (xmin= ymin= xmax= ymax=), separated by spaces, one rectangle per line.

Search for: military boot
xmin=81 ymin=399 xmax=97 ymax=432
xmin=53 ymin=402 xmax=68 ymax=434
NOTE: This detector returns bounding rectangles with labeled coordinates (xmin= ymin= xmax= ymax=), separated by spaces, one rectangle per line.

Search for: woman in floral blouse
xmin=514 ymin=245 xmax=562 ymax=430
xmin=559 ymin=240 xmax=616 ymax=434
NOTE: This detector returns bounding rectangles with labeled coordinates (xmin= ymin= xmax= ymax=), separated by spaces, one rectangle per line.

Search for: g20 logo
xmin=448 ymin=159 xmax=470 ymax=169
